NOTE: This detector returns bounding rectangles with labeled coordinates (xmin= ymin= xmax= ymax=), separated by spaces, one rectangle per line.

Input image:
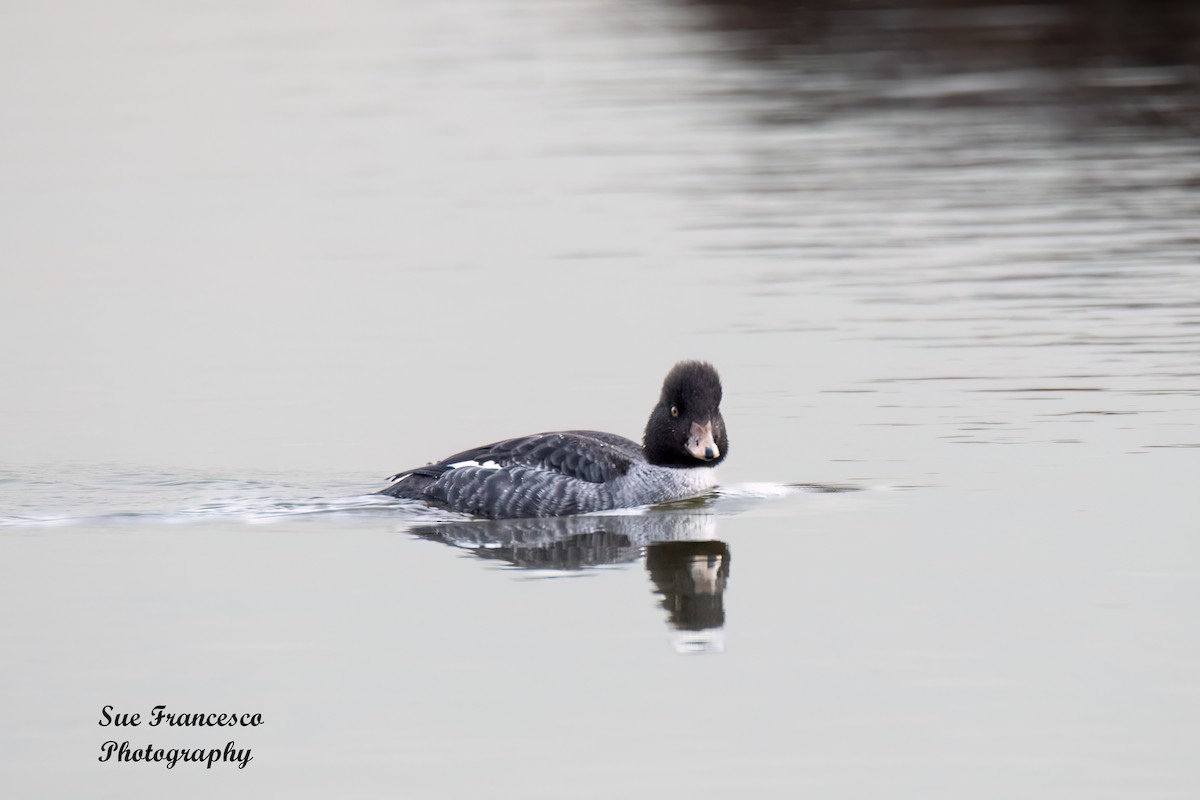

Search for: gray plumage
xmin=378 ymin=361 xmax=728 ymax=519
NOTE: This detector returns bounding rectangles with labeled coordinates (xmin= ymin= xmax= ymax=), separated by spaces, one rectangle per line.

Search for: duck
xmin=378 ymin=360 xmax=728 ymax=519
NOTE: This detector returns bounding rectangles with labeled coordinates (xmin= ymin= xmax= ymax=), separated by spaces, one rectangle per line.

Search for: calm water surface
xmin=2 ymin=1 xmax=1199 ymax=797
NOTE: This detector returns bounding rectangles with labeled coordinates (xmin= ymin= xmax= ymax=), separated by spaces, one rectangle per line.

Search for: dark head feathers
xmin=643 ymin=360 xmax=728 ymax=468
xmin=659 ymin=360 xmax=723 ymax=412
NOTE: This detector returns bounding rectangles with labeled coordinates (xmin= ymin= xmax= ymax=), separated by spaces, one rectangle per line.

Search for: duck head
xmin=643 ymin=361 xmax=728 ymax=468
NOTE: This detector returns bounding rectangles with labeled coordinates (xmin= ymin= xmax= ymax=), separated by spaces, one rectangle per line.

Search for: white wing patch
xmin=447 ymin=460 xmax=502 ymax=471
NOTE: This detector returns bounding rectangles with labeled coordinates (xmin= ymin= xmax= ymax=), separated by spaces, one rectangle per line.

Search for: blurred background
xmin=3 ymin=0 xmax=1198 ymax=478
xmin=2 ymin=1 xmax=1199 ymax=798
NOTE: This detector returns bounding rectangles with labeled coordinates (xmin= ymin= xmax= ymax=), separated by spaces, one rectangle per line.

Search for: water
xmin=2 ymin=1 xmax=1199 ymax=797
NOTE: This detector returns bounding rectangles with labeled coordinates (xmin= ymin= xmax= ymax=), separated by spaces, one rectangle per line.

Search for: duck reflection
xmin=645 ymin=540 xmax=730 ymax=654
xmin=410 ymin=511 xmax=730 ymax=653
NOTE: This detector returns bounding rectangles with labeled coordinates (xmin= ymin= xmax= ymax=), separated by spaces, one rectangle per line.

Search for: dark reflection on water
xmin=679 ymin=0 xmax=1200 ymax=128
xmin=645 ymin=540 xmax=731 ymax=652
xmin=652 ymin=0 xmax=1200 ymax=450
xmin=411 ymin=512 xmax=730 ymax=653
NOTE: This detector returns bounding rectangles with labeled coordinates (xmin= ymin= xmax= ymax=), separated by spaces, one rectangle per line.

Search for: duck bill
xmin=686 ymin=420 xmax=720 ymax=462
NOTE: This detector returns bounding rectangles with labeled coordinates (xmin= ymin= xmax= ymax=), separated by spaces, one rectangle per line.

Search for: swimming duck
xmin=378 ymin=360 xmax=728 ymax=519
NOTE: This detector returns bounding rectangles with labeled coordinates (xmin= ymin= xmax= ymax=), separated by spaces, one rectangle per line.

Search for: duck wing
xmin=388 ymin=431 xmax=637 ymax=484
xmin=382 ymin=431 xmax=640 ymax=518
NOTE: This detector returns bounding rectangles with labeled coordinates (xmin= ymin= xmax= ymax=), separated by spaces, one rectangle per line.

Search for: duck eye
xmin=670 ymin=406 xmax=679 ymax=417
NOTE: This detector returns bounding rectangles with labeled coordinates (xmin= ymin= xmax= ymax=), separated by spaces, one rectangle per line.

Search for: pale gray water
xmin=2 ymin=1 xmax=1199 ymax=797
